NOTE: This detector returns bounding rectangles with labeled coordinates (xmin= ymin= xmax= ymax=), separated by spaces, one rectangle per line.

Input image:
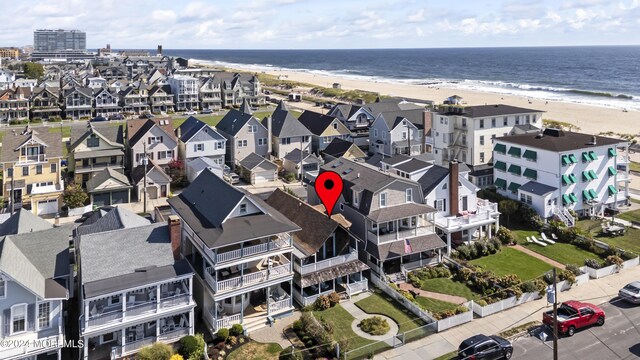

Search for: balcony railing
xmin=75 ymin=162 xmax=123 ymax=173
xmin=294 ymin=249 xmax=358 ymax=275
xmin=216 ymin=313 xmax=241 ymax=330
xmin=85 ymin=295 xmax=191 ymax=330
xmin=122 ymin=337 xmax=155 ymax=355
xmin=158 ymin=327 xmax=191 ymax=342
xmin=435 ymin=211 xmax=493 ymax=229
xmin=476 ymin=199 xmax=499 ymax=213
xmin=125 ymin=301 xmax=156 ymax=318
xmin=206 ymin=263 xmax=292 ymax=293
xmin=17 ymin=154 xmax=46 ymax=164
xmin=268 ymin=297 xmax=292 ymax=314
xmin=346 ymin=279 xmax=368 ymax=296
xmin=215 ymin=236 xmax=291 ymax=265
xmin=367 ymin=226 xmax=432 ymax=243
xmin=294 ymin=288 xmax=335 ymax=307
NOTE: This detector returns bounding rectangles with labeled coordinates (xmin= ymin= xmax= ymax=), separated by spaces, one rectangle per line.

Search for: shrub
xmin=475 ymin=299 xmax=488 ymax=307
xmin=621 ymin=252 xmax=638 ymax=260
xmin=398 ymin=289 xmax=414 ymax=301
xmin=605 ymin=255 xmax=624 ymax=268
xmin=63 ymin=183 xmax=89 ymax=208
xmin=455 ymin=245 xmax=472 ymax=260
xmin=179 ymin=336 xmax=199 ymax=358
xmin=280 ymin=346 xmax=303 ymax=360
xmin=358 ymin=316 xmax=390 ymax=335
xmin=558 ymin=269 xmax=576 ymax=285
xmin=216 ymin=328 xmax=229 ymax=342
xmin=565 ymin=264 xmax=582 ymax=276
xmin=138 ymin=342 xmax=173 ymax=360
xmin=230 ymin=323 xmax=244 ymax=337
xmin=584 ymin=258 xmax=602 ymax=269
xmin=228 ymin=336 xmax=237 ymax=346
xmin=283 ymin=172 xmax=296 ymax=182
xmin=292 ymin=319 xmax=304 ymax=332
xmin=474 ymin=241 xmax=489 ymax=257
xmin=520 ymin=279 xmax=545 ymax=294
xmin=496 ymin=227 xmax=515 ymax=245
xmin=314 ymin=295 xmax=331 ymax=310
xmin=328 ymin=292 xmax=341 ymax=307
xmin=170 ymin=355 xmax=184 ymax=360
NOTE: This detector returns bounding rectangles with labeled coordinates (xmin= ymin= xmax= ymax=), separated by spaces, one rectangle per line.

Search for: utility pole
xmin=143 ymin=142 xmax=148 ymax=214
xmin=552 ymin=267 xmax=559 ymax=360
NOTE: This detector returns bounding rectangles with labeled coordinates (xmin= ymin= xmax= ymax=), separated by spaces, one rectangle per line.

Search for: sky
xmin=1 ymin=0 xmax=639 ymax=49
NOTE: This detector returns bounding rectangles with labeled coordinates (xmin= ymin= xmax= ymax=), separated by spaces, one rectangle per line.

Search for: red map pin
xmin=315 ymin=171 xmax=343 ymax=217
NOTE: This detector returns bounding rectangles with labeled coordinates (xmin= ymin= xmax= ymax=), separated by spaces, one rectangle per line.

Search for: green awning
xmin=562 ymin=175 xmax=572 ymax=185
xmin=608 ymin=148 xmax=617 ymax=158
xmin=508 ymin=164 xmax=522 ymax=175
xmin=583 ymin=190 xmax=592 ymax=201
xmin=608 ymin=185 xmax=618 ymax=195
xmin=494 ymin=178 xmax=507 ymax=189
xmin=588 ymin=151 xmax=597 ymax=161
xmin=494 ymin=161 xmax=507 ymax=171
xmin=569 ymin=154 xmax=578 ymax=163
xmin=523 ymin=150 xmax=537 ymax=161
xmin=494 ymin=143 xmax=507 ymax=154
xmin=508 ymin=146 xmax=521 ymax=157
xmin=569 ymin=193 xmax=578 ymax=203
xmin=582 ymin=171 xmax=592 ymax=182
xmin=561 ymin=155 xmax=571 ymax=166
xmin=508 ymin=182 xmax=521 ymax=193
xmin=608 ymin=166 xmax=617 ymax=176
xmin=562 ymin=194 xmax=571 ymax=205
xmin=589 ymin=189 xmax=597 ymax=199
xmin=588 ymin=170 xmax=597 ymax=180
xmin=569 ymin=174 xmax=578 ymax=183
xmin=582 ymin=152 xmax=591 ymax=162
xmin=523 ymin=168 xmax=537 ymax=179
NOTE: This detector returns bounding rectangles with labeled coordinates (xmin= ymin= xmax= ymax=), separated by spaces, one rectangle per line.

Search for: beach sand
xmin=196 ymin=61 xmax=638 ymax=138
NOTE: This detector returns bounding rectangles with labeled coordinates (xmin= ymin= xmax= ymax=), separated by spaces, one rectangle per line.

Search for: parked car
xmin=543 ymin=301 xmax=605 ymax=336
xmin=458 ymin=334 xmax=513 ymax=360
xmin=223 ymin=172 xmax=240 ymax=184
xmin=183 ymin=110 xmax=198 ymax=115
xmin=109 ymin=113 xmax=124 ymax=120
xmin=90 ymin=116 xmax=108 ymax=122
xmin=139 ymin=113 xmax=154 ymax=119
xmin=619 ymin=281 xmax=640 ymax=304
xmin=201 ymin=108 xmax=214 ymax=114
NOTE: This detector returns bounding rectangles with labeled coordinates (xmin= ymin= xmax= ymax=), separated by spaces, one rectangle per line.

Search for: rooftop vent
xmin=342 ymin=168 xmax=353 ymax=175
xmin=589 ymin=135 xmax=597 ymax=145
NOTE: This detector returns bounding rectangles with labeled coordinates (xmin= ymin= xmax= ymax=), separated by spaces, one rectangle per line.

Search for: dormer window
xmin=87 ymin=134 xmax=99 ymax=147
xmin=353 ymin=190 xmax=360 ymax=206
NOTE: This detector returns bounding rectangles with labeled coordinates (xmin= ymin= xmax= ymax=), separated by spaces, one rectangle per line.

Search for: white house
xmin=493 ymin=128 xmax=630 ymax=224
xmin=167 ymin=75 xmax=199 ymax=111
xmin=176 ymin=116 xmax=226 ymax=165
xmin=369 ymin=109 xmax=429 ymax=157
xmin=186 ymin=157 xmax=223 ymax=183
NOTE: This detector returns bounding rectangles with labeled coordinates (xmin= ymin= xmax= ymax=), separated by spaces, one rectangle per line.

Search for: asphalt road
xmin=512 ymin=297 xmax=640 ymax=360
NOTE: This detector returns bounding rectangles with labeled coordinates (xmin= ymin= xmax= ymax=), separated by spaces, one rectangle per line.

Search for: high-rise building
xmin=33 ymin=29 xmax=86 ymax=52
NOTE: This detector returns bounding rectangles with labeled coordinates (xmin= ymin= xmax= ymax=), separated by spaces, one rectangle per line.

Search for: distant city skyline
xmin=1 ymin=0 xmax=639 ymax=49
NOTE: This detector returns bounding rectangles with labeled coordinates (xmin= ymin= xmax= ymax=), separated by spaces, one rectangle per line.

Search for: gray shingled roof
xmin=439 ymin=104 xmax=543 ymax=118
xmin=1 ymin=127 xmax=63 ymax=162
xmin=76 ymin=206 xmax=150 ymax=237
xmin=0 ymin=208 xmax=53 ymax=235
xmin=283 ymin=149 xmax=319 ymax=163
xmin=298 ymin=111 xmax=339 ymax=136
xmin=519 ymin=180 xmax=558 ymax=196
xmin=377 ymin=109 xmax=426 ymax=130
xmin=497 ymin=128 xmax=624 ymax=152
xmin=368 ymin=233 xmax=446 ymax=260
xmin=176 ymin=116 xmax=225 ymax=143
xmin=263 ymin=101 xmax=312 ymax=138
xmin=418 ymin=165 xmax=450 ymax=195
xmin=393 ymin=158 xmax=431 ymax=173
xmin=216 ymin=109 xmax=259 ymax=136
xmin=70 ymin=124 xmax=124 ymax=150
xmin=322 ymin=138 xmax=360 ymax=158
xmin=85 ymin=168 xmax=131 ymax=193
xmin=367 ymin=203 xmax=435 ymax=222
xmin=381 ymin=154 xmax=412 ymax=166
xmin=130 ymin=163 xmax=171 ymax=185
xmin=239 ymin=153 xmax=277 ymax=171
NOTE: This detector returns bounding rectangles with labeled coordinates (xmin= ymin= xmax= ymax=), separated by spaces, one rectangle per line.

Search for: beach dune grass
xmin=469 ymin=247 xmax=554 ymax=280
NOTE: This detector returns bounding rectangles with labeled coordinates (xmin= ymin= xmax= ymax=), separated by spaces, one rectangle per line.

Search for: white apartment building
xmin=493 ymin=128 xmax=630 ymax=225
xmin=167 ymin=75 xmax=199 ymax=111
xmin=431 ymin=103 xmax=544 ymax=187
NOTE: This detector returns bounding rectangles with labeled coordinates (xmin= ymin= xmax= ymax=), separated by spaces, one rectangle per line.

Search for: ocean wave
xmin=188 ymin=58 xmax=640 ymax=111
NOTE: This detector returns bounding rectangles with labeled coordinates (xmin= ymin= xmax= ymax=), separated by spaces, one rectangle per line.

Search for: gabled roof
xmin=70 ymin=124 xmax=124 ymax=151
xmin=394 ymin=158 xmax=431 ymax=173
xmin=130 ymin=163 xmax=171 ymax=184
xmin=381 ymin=154 xmax=412 ymax=166
xmin=0 ymin=209 xmax=53 ymax=235
xmin=62 ymin=86 xmax=92 ymax=98
xmin=377 ymin=109 xmax=426 ymax=130
xmin=417 ymin=165 xmax=450 ymax=195
xmin=85 ymin=168 xmax=132 ymax=193
xmin=1 ymin=127 xmax=63 ymax=162
xmin=76 ymin=206 xmax=151 ymax=237
xmin=126 ymin=118 xmax=176 ymax=145
xmin=176 ymin=116 xmax=225 ymax=142
xmin=322 ymin=138 xmax=365 ymax=159
xmin=216 ymin=109 xmax=261 ymax=137
xmin=298 ymin=110 xmax=340 ymax=136
xmin=239 ymin=152 xmax=278 ymax=171
xmin=263 ymin=101 xmax=312 ymax=138
xmin=240 ymin=98 xmax=253 ymax=115
xmin=283 ymin=149 xmax=319 ymax=163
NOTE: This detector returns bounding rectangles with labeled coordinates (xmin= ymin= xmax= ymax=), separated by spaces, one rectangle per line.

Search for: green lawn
xmin=313 ymin=305 xmax=373 ymax=350
xmin=227 ymin=342 xmax=282 ymax=360
xmin=173 ymin=114 xmax=225 ymax=128
xmin=420 ymin=278 xmax=481 ymax=301
xmin=577 ymin=219 xmax=640 ymax=254
xmin=355 ymin=290 xmax=425 ymax=332
xmin=511 ymin=228 xmax=541 ymax=244
xmin=619 ymin=209 xmax=640 ymax=223
xmin=470 ymin=247 xmax=554 ymax=280
xmin=414 ymin=296 xmax=459 ymax=314
xmin=523 ymin=242 xmax=603 ymax=266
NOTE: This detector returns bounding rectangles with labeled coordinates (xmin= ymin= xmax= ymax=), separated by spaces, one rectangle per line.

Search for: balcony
xmin=17 ymin=154 xmax=46 ymax=164
xmin=293 ymin=248 xmax=358 ymax=275
xmin=367 ymin=226 xmax=432 ymax=243
xmin=476 ymin=199 xmax=499 ymax=214
xmin=212 ymin=234 xmax=291 ymax=267
xmin=435 ymin=210 xmax=495 ymax=230
xmin=204 ymin=256 xmax=292 ymax=295
xmin=75 ymin=162 xmax=123 ymax=174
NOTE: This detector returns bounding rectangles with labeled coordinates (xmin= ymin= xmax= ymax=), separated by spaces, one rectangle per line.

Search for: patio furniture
xmin=540 ymin=233 xmax=555 ymax=244
xmin=531 ymin=236 xmax=547 ymax=247
xmin=552 ymin=233 xmax=558 ymax=240
xmin=526 ymin=236 xmax=533 ymax=243
xmin=167 ymin=318 xmax=175 ymax=331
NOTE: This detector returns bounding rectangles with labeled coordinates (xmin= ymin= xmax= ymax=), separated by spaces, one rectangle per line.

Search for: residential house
xmin=125 ymin=118 xmax=177 ymax=172
xmin=369 ymin=109 xmax=429 ymax=157
xmin=328 ymin=100 xmax=402 ymax=147
xmin=62 ymin=86 xmax=93 ymax=120
xmin=380 ymin=154 xmax=433 ymax=181
xmin=30 ymin=86 xmax=62 ymax=120
xmin=198 ymin=77 xmax=222 ymax=110
xmin=93 ymin=88 xmax=121 ymax=118
xmin=85 ymin=77 xmax=107 ymax=89
xmin=321 ymin=138 xmax=367 ymax=162
xmin=77 ymin=218 xmax=196 ymax=360
xmin=282 ymin=149 xmax=321 ymax=180
xmin=167 ymin=75 xmax=199 ymax=111
xmin=265 ymin=189 xmax=369 ymax=306
xmin=0 ymin=69 xmax=16 ymax=90
xmin=263 ymin=101 xmax=312 ymax=160
xmin=185 ymin=157 xmax=223 ymax=183
xmin=419 ymin=161 xmax=500 ymax=253
xmin=216 ymin=108 xmax=269 ymax=167
xmin=68 ymin=124 xmax=126 ymax=188
xmin=85 ymin=168 xmax=132 ymax=207
xmin=0 ymin=87 xmax=30 ymax=123
xmin=1 ymin=127 xmax=64 ymax=215
xmin=238 ymin=153 xmax=278 ymax=184
xmin=148 ymin=85 xmax=174 ymax=114
xmin=130 ymin=163 xmax=171 ymax=201
xmin=493 ymin=128 xmax=630 ymax=224
xmin=0 ymin=210 xmax=70 ymax=360
xmin=308 ymin=158 xmax=446 ymax=280
xmin=297 ymin=110 xmax=350 ymax=153
xmin=218 ymin=72 xmax=264 ymax=107
xmin=119 ymin=83 xmax=150 ymax=115
xmin=175 ymin=116 xmax=226 ymax=165
xmin=98 ymin=67 xmax=128 ymax=82
xmin=431 ymin=101 xmax=543 ymax=187
xmin=168 ymin=169 xmax=299 ymax=334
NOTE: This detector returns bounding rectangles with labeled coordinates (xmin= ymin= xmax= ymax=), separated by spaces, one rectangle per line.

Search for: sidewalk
xmin=375 ymin=265 xmax=640 ymax=359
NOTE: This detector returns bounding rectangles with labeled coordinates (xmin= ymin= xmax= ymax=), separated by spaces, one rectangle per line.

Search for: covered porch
xmin=293 ymin=260 xmax=370 ymax=306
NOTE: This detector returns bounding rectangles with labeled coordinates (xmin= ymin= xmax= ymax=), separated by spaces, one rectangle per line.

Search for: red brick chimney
xmin=422 ymin=111 xmax=432 ymax=153
xmin=449 ymin=161 xmax=459 ymax=216
xmin=168 ymin=215 xmax=181 ymax=260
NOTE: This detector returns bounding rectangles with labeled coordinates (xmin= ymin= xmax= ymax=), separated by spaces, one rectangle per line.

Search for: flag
xmin=404 ymin=238 xmax=412 ymax=253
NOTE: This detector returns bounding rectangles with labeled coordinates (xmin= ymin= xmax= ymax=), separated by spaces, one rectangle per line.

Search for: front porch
xmin=368 ymin=250 xmax=441 ymax=282
xmin=204 ymin=253 xmax=293 ymax=295
xmin=366 ymin=214 xmax=435 ymax=243
xmin=293 ymin=272 xmax=369 ymax=306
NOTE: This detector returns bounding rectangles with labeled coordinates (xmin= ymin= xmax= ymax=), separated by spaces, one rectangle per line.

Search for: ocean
xmin=161 ymin=47 xmax=640 ymax=111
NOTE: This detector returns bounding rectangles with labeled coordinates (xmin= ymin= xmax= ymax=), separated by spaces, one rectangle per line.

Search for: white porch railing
xmin=125 ymin=301 xmax=156 ymax=318
xmin=346 ymin=279 xmax=368 ymax=297
xmin=401 ymin=257 xmax=439 ymax=272
xmin=158 ymin=327 xmax=191 ymax=342
xmin=367 ymin=227 xmax=432 ymax=243
xmin=216 ymin=313 xmax=242 ymax=330
xmin=294 ymin=249 xmax=358 ymax=275
xmin=476 ymin=199 xmax=499 ymax=213
xmin=296 ymin=288 xmax=336 ymax=307
xmin=216 ymin=236 xmax=291 ymax=264
xmin=209 ymin=263 xmax=292 ymax=293
xmin=269 ymin=297 xmax=292 ymax=314
xmin=434 ymin=211 xmax=493 ymax=229
xmin=122 ymin=337 xmax=155 ymax=355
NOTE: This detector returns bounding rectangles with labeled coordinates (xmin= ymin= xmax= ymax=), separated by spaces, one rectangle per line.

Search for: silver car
xmin=619 ymin=281 xmax=640 ymax=304
xmin=224 ymin=173 xmax=240 ymax=185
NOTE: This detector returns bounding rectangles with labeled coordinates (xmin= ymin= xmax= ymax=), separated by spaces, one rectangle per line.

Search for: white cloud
xmin=152 ymin=10 xmax=177 ymax=23
xmin=619 ymin=0 xmax=639 ymax=10
xmin=408 ymin=8 xmax=426 ymax=22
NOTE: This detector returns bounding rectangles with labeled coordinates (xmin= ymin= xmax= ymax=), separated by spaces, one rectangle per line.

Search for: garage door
xmin=254 ymin=171 xmax=273 ymax=184
xmin=111 ymin=190 xmax=129 ymax=204
xmin=37 ymin=199 xmax=58 ymax=215
xmin=145 ymin=186 xmax=158 ymax=199
xmin=93 ymin=193 xmax=111 ymax=207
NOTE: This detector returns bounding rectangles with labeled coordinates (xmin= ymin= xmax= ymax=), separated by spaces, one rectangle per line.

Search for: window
xmin=434 ymin=199 xmax=446 ymax=212
xmin=405 ymin=188 xmax=412 ymax=203
xmin=526 ymin=115 xmax=530 ymax=123
xmin=353 ymin=190 xmax=360 ymax=206
xmin=0 ymin=276 xmax=5 ymax=298
xmin=239 ymin=203 xmax=247 ymax=214
xmin=148 ymin=136 xmax=162 ymax=144
xmin=258 ymin=138 xmax=267 ymax=146
xmin=333 ymin=123 xmax=338 ymax=129
xmin=237 ymin=140 xmax=248 ymax=148
xmin=7 ymin=168 xmax=12 ymax=177
xmin=479 ymin=152 xmax=485 ymax=163
xmin=248 ymin=125 xmax=257 ymax=133
xmin=302 ymin=136 xmax=310 ymax=143
xmin=22 ymin=166 xmax=29 ymax=176
xmin=515 ymin=115 xmax=520 ymax=125
xmin=11 ymin=304 xmax=27 ymax=334
xmin=382 ymin=131 xmax=386 ymax=140
xmin=462 ymin=118 xmax=467 ymax=127
xmin=87 ymin=134 xmax=99 ymax=147
xmin=374 ymin=129 xmax=378 ymax=137
xmin=402 ymin=131 xmax=407 ymax=140
xmin=216 ymin=141 xmax=224 ymax=149
xmin=379 ymin=192 xmax=387 ymax=208
xmin=479 ymin=136 xmax=484 ymax=146
xmin=479 ymin=119 xmax=485 ymax=129
xmin=38 ymin=302 xmax=50 ymax=329
xmin=491 ymin=118 xmax=496 ymax=127
xmin=194 ymin=143 xmax=204 ymax=151
xmin=503 ymin=117 xmax=508 ymax=126
xmin=280 ymin=138 xmax=291 ymax=145
xmin=461 ymin=151 xmax=467 ymax=162
xmin=36 ymin=165 xmax=42 ymax=174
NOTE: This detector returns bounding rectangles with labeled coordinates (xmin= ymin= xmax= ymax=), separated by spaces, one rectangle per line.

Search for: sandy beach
xmin=195 ymin=60 xmax=639 ymax=138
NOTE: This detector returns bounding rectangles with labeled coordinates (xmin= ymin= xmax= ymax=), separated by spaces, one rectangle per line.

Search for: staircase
xmin=553 ymin=207 xmax=575 ymax=227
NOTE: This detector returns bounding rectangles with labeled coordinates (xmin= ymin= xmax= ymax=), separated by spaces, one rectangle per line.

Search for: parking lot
xmin=513 ymin=298 xmax=640 ymax=359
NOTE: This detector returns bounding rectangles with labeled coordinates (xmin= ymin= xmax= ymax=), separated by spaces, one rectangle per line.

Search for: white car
xmin=224 ymin=173 xmax=240 ymax=184
xmin=183 ymin=110 xmax=198 ymax=115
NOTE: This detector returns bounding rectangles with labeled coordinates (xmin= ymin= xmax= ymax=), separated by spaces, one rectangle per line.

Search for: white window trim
xmin=353 ymin=190 xmax=360 ymax=206
xmin=0 ymin=276 xmax=6 ymax=299
xmin=379 ymin=192 xmax=387 ymax=208
xmin=37 ymin=301 xmax=51 ymax=330
xmin=10 ymin=303 xmax=27 ymax=336
xmin=405 ymin=188 xmax=413 ymax=203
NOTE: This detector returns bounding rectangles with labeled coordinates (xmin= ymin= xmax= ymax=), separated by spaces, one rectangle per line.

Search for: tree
xmin=63 ymin=183 xmax=89 ymax=208
xmin=168 ymin=158 xmax=185 ymax=184
xmin=138 ymin=342 xmax=173 ymax=360
xmin=22 ymin=62 xmax=44 ymax=80
xmin=498 ymin=199 xmax=519 ymax=226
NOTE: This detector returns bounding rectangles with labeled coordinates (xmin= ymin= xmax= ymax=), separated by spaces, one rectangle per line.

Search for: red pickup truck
xmin=543 ymin=301 xmax=605 ymax=336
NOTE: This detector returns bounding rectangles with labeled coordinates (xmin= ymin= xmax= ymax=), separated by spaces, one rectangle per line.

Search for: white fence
xmin=623 ymin=257 xmax=640 ymax=269
xmin=584 ymin=264 xmax=619 ymax=279
xmin=472 ymin=292 xmax=541 ymax=318
xmin=436 ymin=301 xmax=474 ymax=332
xmin=575 ymin=269 xmax=590 ymax=286
xmin=370 ymin=276 xmax=435 ymax=323
xmin=68 ymin=203 xmax=93 ymax=216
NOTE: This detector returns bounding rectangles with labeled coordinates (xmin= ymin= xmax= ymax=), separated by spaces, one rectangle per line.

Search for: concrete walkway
xmin=398 ymin=282 xmax=467 ymax=304
xmin=342 ymin=293 xmax=400 ymax=346
xmin=512 ymin=244 xmax=566 ymax=269
xmin=250 ymin=311 xmax=301 ymax=349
